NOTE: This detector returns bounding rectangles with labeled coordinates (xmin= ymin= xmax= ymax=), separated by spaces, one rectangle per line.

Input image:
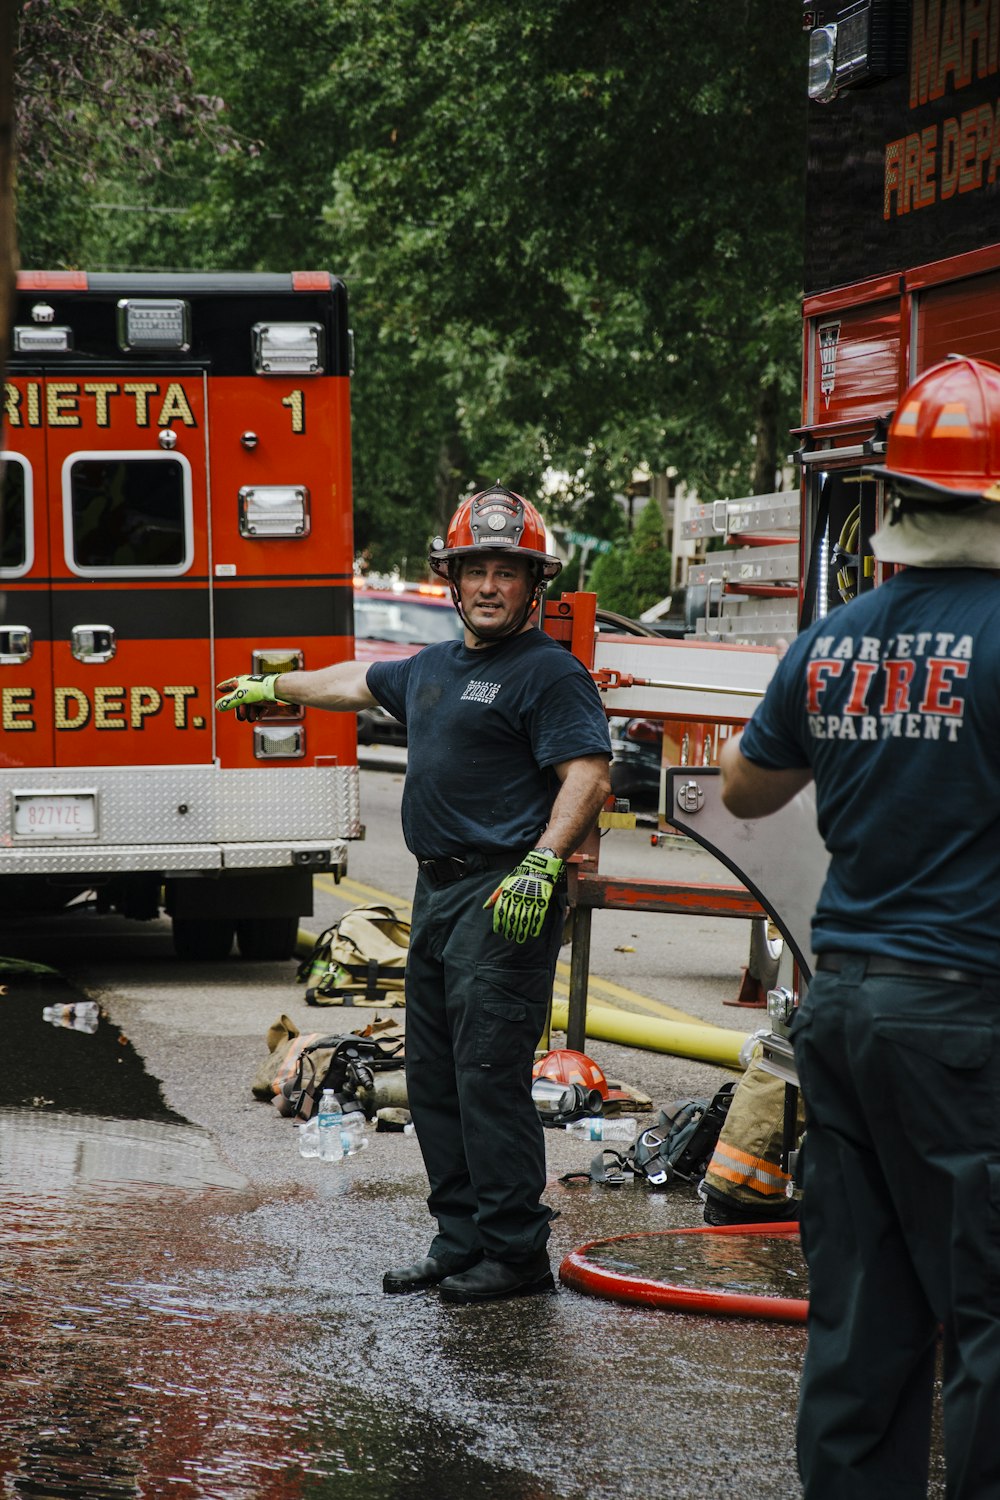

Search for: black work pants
xmin=404 ymin=865 xmax=565 ymax=1264
xmin=792 ymin=956 xmax=1000 ymax=1500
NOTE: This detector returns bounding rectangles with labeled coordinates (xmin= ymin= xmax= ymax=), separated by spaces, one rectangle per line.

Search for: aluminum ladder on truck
xmin=683 ymin=491 xmax=800 ymax=647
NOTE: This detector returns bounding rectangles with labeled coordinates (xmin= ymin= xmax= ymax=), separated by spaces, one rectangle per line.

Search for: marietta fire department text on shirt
xmin=806 ymin=631 xmax=971 ymax=743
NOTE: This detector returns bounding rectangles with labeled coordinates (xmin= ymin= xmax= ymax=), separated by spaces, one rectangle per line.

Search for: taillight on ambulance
xmin=249 ymin=649 xmax=305 ymax=758
xmin=253 ymin=723 xmax=305 ymax=759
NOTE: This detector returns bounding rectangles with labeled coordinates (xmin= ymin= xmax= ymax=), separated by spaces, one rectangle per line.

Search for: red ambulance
xmin=1 ymin=270 xmax=360 ymax=959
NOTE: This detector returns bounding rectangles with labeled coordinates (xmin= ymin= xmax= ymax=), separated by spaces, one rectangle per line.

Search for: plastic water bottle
xmin=43 ymin=1000 xmax=99 ymax=1028
xmin=565 ymin=1116 xmax=637 ymax=1142
xmin=317 ymin=1090 xmax=344 ymax=1162
xmin=339 ymin=1107 xmax=367 ymax=1157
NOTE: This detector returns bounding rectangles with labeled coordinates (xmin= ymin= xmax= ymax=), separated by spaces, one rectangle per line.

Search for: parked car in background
xmin=608 ymin=715 xmax=663 ymax=808
xmin=594 ymin=610 xmax=663 ymax=809
xmin=354 ymin=579 xmax=463 ymax=744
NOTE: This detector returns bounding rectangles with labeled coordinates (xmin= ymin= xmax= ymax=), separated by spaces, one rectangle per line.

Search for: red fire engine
xmin=660 ymin=0 xmax=1000 ymax=1080
xmin=0 ymin=270 xmax=360 ymax=960
xmin=797 ymin=0 xmax=1000 ymax=616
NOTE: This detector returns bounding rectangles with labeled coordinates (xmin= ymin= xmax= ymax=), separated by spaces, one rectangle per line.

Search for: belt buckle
xmin=422 ymin=856 xmax=467 ymax=888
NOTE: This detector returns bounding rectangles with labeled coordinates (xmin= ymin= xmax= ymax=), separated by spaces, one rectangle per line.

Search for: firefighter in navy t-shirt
xmin=719 ymin=356 xmax=1000 ymax=1500
xmin=216 ymin=485 xmax=612 ymax=1305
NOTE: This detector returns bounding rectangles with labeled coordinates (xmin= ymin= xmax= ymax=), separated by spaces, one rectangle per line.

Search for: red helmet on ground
xmin=530 ymin=1049 xmax=633 ymax=1122
xmin=867 ymin=354 xmax=1000 ymax=505
xmin=428 ymin=484 xmax=563 ymax=581
xmin=533 ymin=1048 xmax=610 ymax=1098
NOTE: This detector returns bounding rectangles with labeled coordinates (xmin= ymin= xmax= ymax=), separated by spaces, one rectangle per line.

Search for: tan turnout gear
xmin=702 ymin=1057 xmax=805 ymax=1219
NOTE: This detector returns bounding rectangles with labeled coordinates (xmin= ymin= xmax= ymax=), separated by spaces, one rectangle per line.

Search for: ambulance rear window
xmin=65 ymin=454 xmax=193 ymax=576
xmin=1 ymin=456 xmax=30 ymax=576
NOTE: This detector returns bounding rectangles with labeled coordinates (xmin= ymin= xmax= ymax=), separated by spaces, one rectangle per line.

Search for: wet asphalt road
xmin=0 ymin=762 xmax=948 ymax=1499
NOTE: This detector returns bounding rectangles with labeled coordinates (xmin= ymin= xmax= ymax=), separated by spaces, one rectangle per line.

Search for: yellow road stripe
xmin=314 ymin=872 xmax=711 ymax=1029
xmin=550 ymin=972 xmax=714 ymax=1027
xmin=318 ymin=873 xmax=413 ymax=913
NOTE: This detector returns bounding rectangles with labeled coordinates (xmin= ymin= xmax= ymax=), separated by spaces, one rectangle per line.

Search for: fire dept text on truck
xmin=2 ymin=687 xmax=206 ymax=732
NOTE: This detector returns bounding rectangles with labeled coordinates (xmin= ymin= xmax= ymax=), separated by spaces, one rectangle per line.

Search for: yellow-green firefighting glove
xmin=485 ymin=848 xmax=564 ymax=944
xmin=215 ymin=673 xmax=281 ymax=722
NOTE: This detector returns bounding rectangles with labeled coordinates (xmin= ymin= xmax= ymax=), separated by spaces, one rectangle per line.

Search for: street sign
xmin=563 ymin=529 xmax=614 ymax=555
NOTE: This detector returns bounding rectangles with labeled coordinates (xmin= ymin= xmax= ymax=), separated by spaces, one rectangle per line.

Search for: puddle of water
xmin=0 ymin=1105 xmax=551 ymax=1497
xmin=0 ymin=1111 xmax=247 ymax=1195
xmin=0 ymin=1160 xmax=562 ymax=1498
xmin=0 ymin=970 xmax=182 ymax=1124
xmin=0 ymin=975 xmax=563 ymax=1498
xmin=586 ymin=1228 xmax=809 ymax=1298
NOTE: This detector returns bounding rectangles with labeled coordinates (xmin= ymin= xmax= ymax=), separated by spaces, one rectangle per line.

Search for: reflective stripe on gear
xmin=706 ymin=1140 xmax=791 ymax=1198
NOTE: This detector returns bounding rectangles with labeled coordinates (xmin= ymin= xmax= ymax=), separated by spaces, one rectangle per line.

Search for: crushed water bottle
xmin=317 ymin=1090 xmax=345 ymax=1162
xmin=564 ymin=1116 xmax=637 ymax=1142
xmin=297 ymin=1116 xmax=320 ymax=1159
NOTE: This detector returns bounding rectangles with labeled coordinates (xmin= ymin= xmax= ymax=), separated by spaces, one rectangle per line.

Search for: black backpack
xmin=631 ymin=1083 xmax=737 ymax=1187
xmin=273 ymin=1033 xmax=405 ymax=1120
xmin=561 ymin=1081 xmax=736 ymax=1190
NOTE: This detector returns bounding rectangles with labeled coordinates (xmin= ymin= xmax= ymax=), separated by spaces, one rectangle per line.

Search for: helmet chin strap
xmin=450 ymin=566 xmax=545 ymax=642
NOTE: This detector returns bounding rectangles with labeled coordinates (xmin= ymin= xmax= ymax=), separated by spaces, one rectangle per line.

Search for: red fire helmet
xmin=428 ymin=484 xmax=562 ymax=581
xmin=531 ymin=1049 xmax=632 ymax=1105
xmin=868 ymin=354 xmax=1000 ymax=504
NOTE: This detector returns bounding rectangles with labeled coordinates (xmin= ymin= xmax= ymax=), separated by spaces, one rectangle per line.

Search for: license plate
xmin=13 ymin=792 xmax=98 ymax=837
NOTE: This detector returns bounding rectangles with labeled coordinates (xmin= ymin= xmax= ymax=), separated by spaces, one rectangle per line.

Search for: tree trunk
xmin=434 ymin=434 xmax=469 ymax=537
xmin=750 ymin=379 xmax=779 ymax=495
xmin=0 ymin=0 xmax=18 ymax=622
xmin=0 ymin=0 xmax=16 ymax=372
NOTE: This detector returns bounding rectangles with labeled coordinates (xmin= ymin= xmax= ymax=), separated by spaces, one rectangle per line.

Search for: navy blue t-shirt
xmin=367 ymin=628 xmax=612 ymax=861
xmin=739 ymin=567 xmax=1000 ymax=971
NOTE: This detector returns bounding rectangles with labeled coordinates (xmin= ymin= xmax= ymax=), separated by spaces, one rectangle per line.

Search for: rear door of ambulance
xmin=4 ymin=274 xmax=213 ymax=821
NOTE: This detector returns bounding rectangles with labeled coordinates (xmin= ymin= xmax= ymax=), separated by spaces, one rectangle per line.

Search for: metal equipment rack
xmin=683 ymin=491 xmax=800 ymax=646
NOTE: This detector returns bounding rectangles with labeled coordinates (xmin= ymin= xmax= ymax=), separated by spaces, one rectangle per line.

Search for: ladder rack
xmin=682 ymin=491 xmax=799 ymax=644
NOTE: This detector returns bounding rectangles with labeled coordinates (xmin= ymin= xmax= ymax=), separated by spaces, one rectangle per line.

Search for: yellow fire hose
xmin=549 ymin=999 xmax=749 ymax=1070
xmin=297 ymin=929 xmax=751 ymax=1071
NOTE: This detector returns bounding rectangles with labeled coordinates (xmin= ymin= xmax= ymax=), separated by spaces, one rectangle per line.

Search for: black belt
xmin=815 ymin=952 xmax=986 ymax=986
xmin=417 ymin=851 xmax=516 ymax=889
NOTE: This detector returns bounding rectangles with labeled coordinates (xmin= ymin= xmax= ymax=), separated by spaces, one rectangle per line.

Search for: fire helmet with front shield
xmin=429 ymin=484 xmax=562 ymax=581
xmin=428 ymin=483 xmax=562 ymax=639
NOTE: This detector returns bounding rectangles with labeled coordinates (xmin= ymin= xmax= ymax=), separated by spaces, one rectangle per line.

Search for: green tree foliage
xmin=14 ymin=0 xmax=245 ymax=268
xmin=14 ymin=1 xmax=808 ymax=572
xmin=589 ymin=498 xmax=671 ymax=617
xmin=308 ymin=0 xmax=807 ymax=535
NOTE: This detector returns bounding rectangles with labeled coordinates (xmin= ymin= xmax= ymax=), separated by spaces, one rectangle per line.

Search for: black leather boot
xmin=382 ymin=1252 xmax=482 ymax=1294
xmin=437 ymin=1250 xmax=554 ymax=1304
